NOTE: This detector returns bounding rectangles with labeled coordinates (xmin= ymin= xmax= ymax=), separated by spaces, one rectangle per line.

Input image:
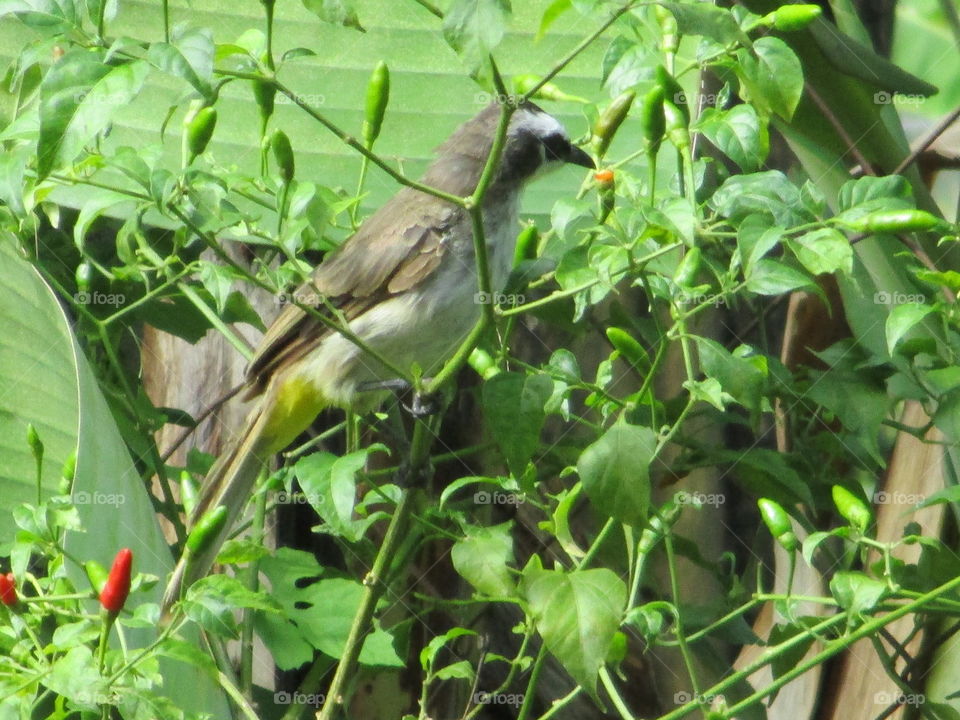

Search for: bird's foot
xmin=356 ymin=378 xmax=442 ymax=418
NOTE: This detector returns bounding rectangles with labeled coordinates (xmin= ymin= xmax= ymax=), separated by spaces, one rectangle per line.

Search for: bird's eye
xmin=541 ymin=133 xmax=571 ymax=162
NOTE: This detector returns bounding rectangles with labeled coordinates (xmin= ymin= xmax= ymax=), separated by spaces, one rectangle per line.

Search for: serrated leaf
xmin=577 ymin=422 xmax=654 ymax=526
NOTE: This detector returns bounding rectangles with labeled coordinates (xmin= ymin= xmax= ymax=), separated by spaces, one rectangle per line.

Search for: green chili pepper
xmin=253 ymin=79 xmax=275 ymax=126
xmin=831 ymin=485 xmax=871 ymax=533
xmin=512 ymin=224 xmax=539 ymax=267
xmin=271 ymin=129 xmax=295 ymax=184
xmin=59 ymin=451 xmax=76 ymax=495
xmin=26 ymin=424 xmax=43 ymax=465
xmin=673 ymin=246 xmax=701 ymax=288
xmin=639 ymin=85 xmax=666 ymax=155
xmin=84 ymin=560 xmax=109 ymax=594
xmin=592 ymin=89 xmax=636 ymax=158
xmin=757 ymin=498 xmax=798 ymax=552
xmin=766 ymin=4 xmax=822 ymax=32
xmin=180 ymin=470 xmax=199 ymax=517
xmin=362 ymin=61 xmax=390 ymax=147
xmin=663 ymin=100 xmax=690 ymax=152
xmin=654 ymin=5 xmax=679 ymax=54
xmin=839 ymin=209 xmax=944 ymax=234
xmin=606 ymin=327 xmax=649 ymax=370
xmin=185 ymin=106 xmax=217 ymax=162
xmin=513 ymin=74 xmax=588 ymax=104
xmin=185 ymin=505 xmax=230 ymax=557
xmin=76 ymin=262 xmax=93 ymax=294
xmin=655 ymin=66 xmax=689 ymax=124
xmin=468 ymin=347 xmax=500 ymax=380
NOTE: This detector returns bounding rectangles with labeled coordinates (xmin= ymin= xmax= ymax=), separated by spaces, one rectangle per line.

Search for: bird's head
xmin=425 ymin=101 xmax=594 ymax=196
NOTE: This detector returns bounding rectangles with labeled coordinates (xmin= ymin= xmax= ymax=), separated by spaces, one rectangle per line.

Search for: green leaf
xmin=536 ymin=0 xmax=571 ymax=40
xmin=451 ymin=522 xmax=515 ymax=597
xmin=837 ymin=175 xmax=913 ymax=212
xmin=736 ymin=216 xmax=783 ymax=275
xmin=746 ymin=259 xmax=814 ymax=296
xmin=293 ymin=445 xmax=388 ymax=542
xmin=885 ymin=302 xmax=933 ymax=355
xmin=0 ymin=0 xmax=80 ymax=33
xmin=146 ymin=27 xmax=214 ymax=99
xmin=829 ymin=571 xmax=888 ymax=615
xmin=43 ymin=647 xmax=106 ymax=709
xmin=254 ymin=610 xmax=315 ymax=671
xmin=577 ymin=422 xmax=654 ymax=527
xmin=711 ymin=171 xmax=808 ymax=226
xmin=736 ymin=36 xmax=804 ymax=120
xmin=694 ymin=338 xmax=765 ymax=416
xmin=420 ymin=627 xmax=477 ymax=671
xmin=483 ymin=372 xmax=552 ymax=479
xmin=791 ymin=227 xmax=853 ymax=276
xmin=443 ymin=0 xmax=511 ymax=67
xmin=260 ymin=553 xmax=402 ymax=667
xmin=523 ymin=566 xmax=626 ymax=697
xmin=301 ymin=0 xmax=364 ymax=32
xmin=37 ymin=52 xmax=148 ymax=177
xmin=695 ymin=104 xmax=768 ymax=171
xmin=660 ymin=2 xmax=749 ymax=46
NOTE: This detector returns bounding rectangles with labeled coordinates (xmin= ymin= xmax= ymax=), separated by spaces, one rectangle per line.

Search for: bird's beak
xmin=566 ymin=145 xmax=595 ymax=169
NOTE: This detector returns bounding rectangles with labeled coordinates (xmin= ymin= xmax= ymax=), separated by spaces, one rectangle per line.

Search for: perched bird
xmin=161 ymin=100 xmax=594 ymax=613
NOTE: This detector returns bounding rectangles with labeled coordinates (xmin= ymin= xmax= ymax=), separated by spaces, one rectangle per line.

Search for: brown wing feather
xmin=243 ymin=189 xmax=463 ymax=395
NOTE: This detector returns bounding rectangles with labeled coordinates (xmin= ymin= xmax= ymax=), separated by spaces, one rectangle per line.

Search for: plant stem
xmin=315 ymin=487 xmax=416 ymax=720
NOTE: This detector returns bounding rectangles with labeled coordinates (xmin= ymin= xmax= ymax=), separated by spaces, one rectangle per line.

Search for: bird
xmin=160 ymin=100 xmax=594 ymax=614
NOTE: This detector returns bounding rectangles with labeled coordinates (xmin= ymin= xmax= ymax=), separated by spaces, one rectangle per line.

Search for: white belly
xmin=299 ymin=199 xmax=519 ymax=409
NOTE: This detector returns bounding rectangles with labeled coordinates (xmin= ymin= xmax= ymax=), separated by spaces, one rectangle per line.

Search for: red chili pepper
xmin=0 ymin=572 xmax=17 ymax=606
xmin=99 ymin=549 xmax=132 ymax=614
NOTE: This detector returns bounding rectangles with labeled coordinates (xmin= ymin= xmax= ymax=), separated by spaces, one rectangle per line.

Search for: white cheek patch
xmin=510 ymin=108 xmax=566 ymax=141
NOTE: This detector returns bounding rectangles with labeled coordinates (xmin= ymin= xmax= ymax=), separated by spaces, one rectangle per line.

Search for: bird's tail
xmin=160 ymin=404 xmax=273 ymax=619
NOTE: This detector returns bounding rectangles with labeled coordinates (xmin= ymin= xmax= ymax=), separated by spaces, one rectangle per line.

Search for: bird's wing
xmin=244 ymin=188 xmax=462 ymax=393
